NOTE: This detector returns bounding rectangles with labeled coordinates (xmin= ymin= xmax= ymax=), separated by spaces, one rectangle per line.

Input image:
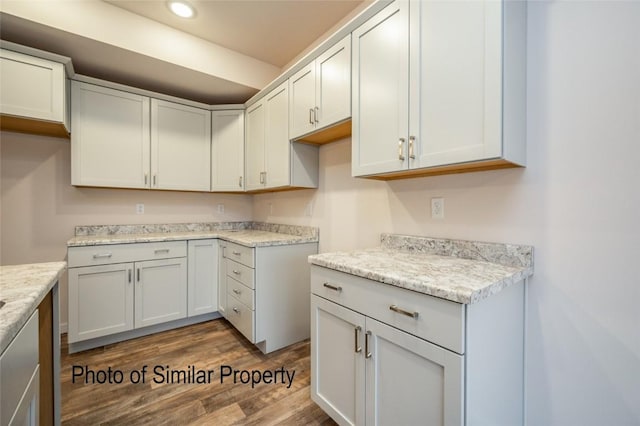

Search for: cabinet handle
xmin=221 ymin=246 xmax=227 ymax=258
xmin=128 ymin=269 xmax=132 ymax=283
xmin=232 ymin=251 xmax=242 ymax=256
xmin=239 ymin=176 xmax=243 ymax=187
xmin=232 ymin=270 xmax=241 ymax=275
xmin=144 ymin=173 xmax=148 ymax=185
xmin=354 ymin=326 xmax=362 ymax=353
xmin=309 ymin=108 xmax=314 ymax=125
xmin=323 ymin=282 xmax=342 ymax=292
xmin=232 ymin=307 xmax=240 ymax=314
xmin=259 ymin=171 xmax=265 ymax=184
xmin=409 ymin=136 xmax=416 ymax=159
xmin=398 ymin=138 xmax=406 ymax=161
xmin=137 ymin=268 xmax=140 ymax=282
xmin=154 ymin=249 xmax=170 ymax=254
xmin=314 ymin=106 xmax=319 ymax=123
xmin=233 ymin=288 xmax=241 ymax=295
xmin=263 ymin=171 xmax=267 ymax=185
xmin=389 ymin=304 xmax=419 ymax=319
xmin=365 ymin=330 xmax=372 ymax=359
xmin=153 ymin=175 xmax=157 ymax=186
xmin=92 ymin=253 xmax=112 ymax=259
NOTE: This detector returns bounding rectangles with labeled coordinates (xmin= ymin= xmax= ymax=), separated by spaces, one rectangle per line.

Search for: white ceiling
xmin=0 ymin=0 xmax=364 ymax=104
xmin=104 ymin=0 xmax=364 ymax=68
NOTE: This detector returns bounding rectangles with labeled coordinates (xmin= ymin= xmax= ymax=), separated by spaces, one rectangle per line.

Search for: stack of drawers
xmin=224 ymin=241 xmax=256 ymax=342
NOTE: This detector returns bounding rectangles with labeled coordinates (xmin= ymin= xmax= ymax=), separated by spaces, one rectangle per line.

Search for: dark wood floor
xmin=61 ymin=318 xmax=336 ymax=425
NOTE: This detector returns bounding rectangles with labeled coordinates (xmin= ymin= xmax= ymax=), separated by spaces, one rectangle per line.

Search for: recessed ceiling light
xmin=168 ymin=1 xmax=195 ymax=19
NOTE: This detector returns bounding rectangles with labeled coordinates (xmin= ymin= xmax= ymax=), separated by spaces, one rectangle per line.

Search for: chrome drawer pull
xmin=92 ymin=253 xmax=112 ymax=259
xmin=354 ymin=326 xmax=362 ymax=353
xmin=232 ymin=307 xmax=240 ymax=314
xmin=233 ymin=289 xmax=241 ymax=295
xmin=365 ymin=331 xmax=372 ymax=359
xmin=389 ymin=305 xmax=419 ymax=319
xmin=232 ymin=251 xmax=242 ymax=256
xmin=154 ymin=249 xmax=170 ymax=254
xmin=232 ymin=270 xmax=241 ymax=275
xmin=323 ymin=282 xmax=342 ymax=292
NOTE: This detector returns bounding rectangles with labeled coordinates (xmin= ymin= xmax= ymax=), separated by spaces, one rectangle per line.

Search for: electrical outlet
xmin=217 ymin=204 xmax=225 ymax=214
xmin=136 ymin=203 xmax=144 ymax=214
xmin=431 ymin=197 xmax=444 ymax=219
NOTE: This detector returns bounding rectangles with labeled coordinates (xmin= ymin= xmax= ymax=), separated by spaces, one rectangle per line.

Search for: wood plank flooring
xmin=61 ymin=318 xmax=336 ymax=425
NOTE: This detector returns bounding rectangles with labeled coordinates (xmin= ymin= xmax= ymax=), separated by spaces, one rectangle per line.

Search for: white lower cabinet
xmin=311 ymin=265 xmax=525 ymax=426
xmin=187 ymin=239 xmax=219 ymax=317
xmin=134 ymin=258 xmax=187 ymax=328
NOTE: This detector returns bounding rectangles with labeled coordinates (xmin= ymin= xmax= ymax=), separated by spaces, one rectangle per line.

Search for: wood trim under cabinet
xmin=364 ymin=159 xmax=523 ymax=180
xmin=295 ymin=119 xmax=352 ymax=145
xmin=0 ymin=115 xmax=70 ymax=139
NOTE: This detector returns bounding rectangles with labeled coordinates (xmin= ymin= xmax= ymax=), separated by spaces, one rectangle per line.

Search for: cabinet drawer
xmin=225 ymin=258 xmax=255 ymax=289
xmin=227 ymin=276 xmax=255 ymax=310
xmin=0 ymin=310 xmax=39 ymax=426
xmin=68 ymin=241 xmax=187 ymax=267
xmin=311 ymin=265 xmax=466 ymax=354
xmin=226 ymin=293 xmax=255 ymax=343
xmin=223 ymin=241 xmax=254 ymax=268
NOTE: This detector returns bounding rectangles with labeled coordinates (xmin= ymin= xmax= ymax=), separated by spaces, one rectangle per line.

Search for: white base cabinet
xmin=134 ymin=258 xmax=187 ymax=328
xmin=311 ymin=265 xmax=525 ymax=426
xmin=187 ymin=239 xmax=219 ymax=317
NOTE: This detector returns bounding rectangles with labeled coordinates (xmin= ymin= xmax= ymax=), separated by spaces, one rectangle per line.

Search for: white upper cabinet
xmin=211 ymin=109 xmax=245 ymax=192
xmin=71 ymin=81 xmax=150 ymax=189
xmin=151 ymin=99 xmax=211 ymax=191
xmin=245 ymin=81 xmax=319 ymax=192
xmin=289 ymin=35 xmax=351 ymax=141
xmin=0 ymin=48 xmax=70 ymax=137
xmin=352 ymin=0 xmax=526 ymax=178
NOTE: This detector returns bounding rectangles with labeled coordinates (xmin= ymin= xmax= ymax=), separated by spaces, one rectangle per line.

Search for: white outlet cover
xmin=136 ymin=203 xmax=144 ymax=214
xmin=431 ymin=197 xmax=444 ymax=219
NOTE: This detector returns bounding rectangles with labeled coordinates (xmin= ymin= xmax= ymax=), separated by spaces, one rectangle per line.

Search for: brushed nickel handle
xmin=153 ymin=174 xmax=157 ymax=186
xmin=398 ymin=138 xmax=406 ymax=161
xmin=232 ymin=270 xmax=241 ymax=275
xmin=314 ymin=106 xmax=319 ymax=123
xmin=233 ymin=288 xmax=241 ymax=295
xmin=409 ymin=136 xmax=416 ymax=159
xmin=389 ymin=304 xmax=419 ymax=319
xmin=309 ymin=108 xmax=314 ymax=125
xmin=128 ymin=269 xmax=132 ymax=283
xmin=354 ymin=326 xmax=362 ymax=353
xmin=365 ymin=330 xmax=372 ymax=359
xmin=323 ymin=282 xmax=342 ymax=292
xmin=232 ymin=307 xmax=240 ymax=314
xmin=259 ymin=171 xmax=265 ymax=184
xmin=232 ymin=251 xmax=242 ymax=256
xmin=144 ymin=173 xmax=148 ymax=185
xmin=92 ymin=253 xmax=112 ymax=259
xmin=239 ymin=176 xmax=243 ymax=187
xmin=154 ymin=249 xmax=170 ymax=254
xmin=136 ymin=268 xmax=140 ymax=282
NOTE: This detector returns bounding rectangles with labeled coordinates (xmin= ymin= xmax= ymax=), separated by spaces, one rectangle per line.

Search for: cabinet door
xmin=352 ymin=0 xmax=409 ymax=177
xmin=410 ymin=0 xmax=502 ymax=168
xmin=134 ymin=258 xmax=187 ymax=328
xmin=316 ymin=34 xmax=351 ymax=130
xmin=211 ymin=110 xmax=245 ymax=191
xmin=218 ymin=241 xmax=228 ymax=317
xmin=71 ymin=82 xmax=150 ymax=188
xmin=187 ymin=240 xmax=218 ymax=317
xmin=289 ymin=62 xmax=316 ymax=139
xmin=151 ymin=99 xmax=211 ymax=191
xmin=264 ymin=82 xmax=290 ymax=189
xmin=68 ymin=263 xmax=134 ymax=343
xmin=245 ymin=101 xmax=265 ymax=191
xmin=311 ymin=295 xmax=365 ymax=426
xmin=0 ymin=49 xmax=66 ymax=126
xmin=365 ymin=318 xmax=464 ymax=426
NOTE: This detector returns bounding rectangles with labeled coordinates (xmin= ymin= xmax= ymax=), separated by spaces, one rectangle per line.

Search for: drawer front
xmin=225 ymin=258 xmax=255 ymax=289
xmin=226 ymin=293 xmax=255 ymax=343
xmin=310 ymin=265 xmax=466 ymax=354
xmin=68 ymin=241 xmax=187 ymax=267
xmin=0 ymin=310 xmax=39 ymax=426
xmin=223 ymin=241 xmax=254 ymax=268
xmin=227 ymin=276 xmax=255 ymax=310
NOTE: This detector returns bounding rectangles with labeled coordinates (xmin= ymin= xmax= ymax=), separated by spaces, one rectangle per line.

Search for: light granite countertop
xmin=67 ymin=222 xmax=319 ymax=248
xmin=308 ymin=234 xmax=533 ymax=304
xmin=0 ymin=261 xmax=66 ymax=353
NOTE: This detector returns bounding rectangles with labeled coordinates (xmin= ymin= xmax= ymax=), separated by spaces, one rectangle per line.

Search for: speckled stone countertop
xmin=67 ymin=222 xmax=319 ymax=248
xmin=0 ymin=262 xmax=66 ymax=353
xmin=308 ymin=234 xmax=533 ymax=304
